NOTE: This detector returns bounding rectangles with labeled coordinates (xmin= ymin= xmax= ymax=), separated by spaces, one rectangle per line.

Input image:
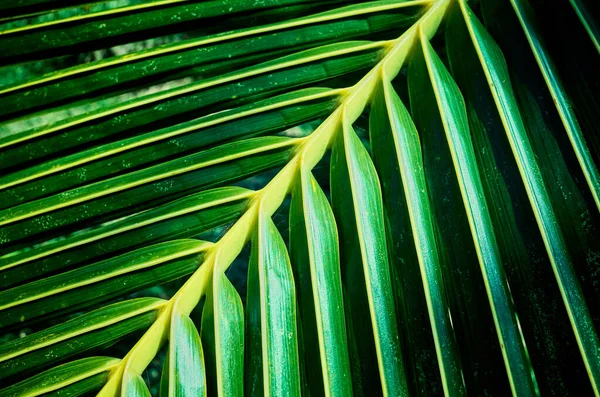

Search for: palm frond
xmin=1 ymin=0 xmax=599 ymax=396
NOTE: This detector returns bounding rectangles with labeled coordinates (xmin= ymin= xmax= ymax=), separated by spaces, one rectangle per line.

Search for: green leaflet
xmin=0 ymin=297 xmax=164 ymax=380
xmin=0 ymin=356 xmax=120 ymax=397
xmin=0 ymin=41 xmax=382 ymax=167
xmin=246 ymin=215 xmax=301 ymax=396
xmin=0 ymin=0 xmax=423 ymax=93
xmin=410 ymin=18 xmax=506 ymax=397
xmin=483 ymin=0 xmax=600 ymax=336
xmin=526 ymin=0 xmax=600 ymax=183
xmin=0 ymin=88 xmax=340 ymax=205
xmin=0 ymin=239 xmax=210 ymax=327
xmin=509 ymin=0 xmax=600 ymax=211
xmin=123 ymin=370 xmax=151 ymax=397
xmin=42 ymin=373 xmax=111 ymax=397
xmin=568 ymin=0 xmax=600 ymax=53
xmin=369 ymin=77 xmax=465 ymax=396
xmin=330 ymin=117 xmax=407 ymax=396
xmin=0 ymin=0 xmax=324 ymax=61
xmin=245 ymin=233 xmax=263 ymax=397
xmin=448 ymin=1 xmax=600 ymax=393
xmin=480 ymin=0 xmax=600 ymax=393
xmin=0 ymin=0 xmax=96 ymax=14
xmin=445 ymin=3 xmax=589 ymax=395
xmin=0 ymin=0 xmax=328 ymax=24
xmin=410 ymin=29 xmax=537 ymax=395
xmin=0 ymin=0 xmax=198 ymax=30
xmin=371 ymin=78 xmax=440 ymax=396
xmin=289 ymin=168 xmax=352 ymax=396
xmin=0 ymin=5 xmax=422 ymax=117
xmin=1 ymin=1 xmax=599 ymax=396
xmin=165 ymin=312 xmax=207 ymax=397
xmin=0 ymin=136 xmax=295 ymax=249
xmin=0 ymin=187 xmax=251 ymax=288
xmin=201 ymin=270 xmax=244 ymax=397
xmin=294 ymin=303 xmax=310 ymax=397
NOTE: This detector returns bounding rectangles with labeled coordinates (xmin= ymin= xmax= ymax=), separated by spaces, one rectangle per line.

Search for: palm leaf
xmin=1 ymin=0 xmax=599 ymax=396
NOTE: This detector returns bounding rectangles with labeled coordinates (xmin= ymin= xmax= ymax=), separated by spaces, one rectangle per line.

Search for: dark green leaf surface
xmin=0 ymin=0 xmax=328 ymax=61
xmin=0 ymin=42 xmax=382 ymax=169
xmin=0 ymin=357 xmax=119 ymax=397
xmin=410 ymin=15 xmax=507 ymax=396
xmin=1 ymin=1 xmax=599 ymax=396
xmin=0 ymin=239 xmax=209 ymax=327
xmin=0 ymin=0 xmax=102 ymax=15
xmin=483 ymin=0 xmax=600 ymax=335
xmin=245 ymin=233 xmax=263 ymax=397
xmin=411 ymin=29 xmax=537 ymax=395
xmin=330 ymin=117 xmax=407 ymax=396
xmin=0 ymin=2 xmax=423 ymax=117
xmin=0 ymin=297 xmax=164 ymax=379
xmin=445 ymin=4 xmax=594 ymax=396
xmin=0 ymin=187 xmax=251 ymax=288
xmin=370 ymin=77 xmax=465 ymax=396
xmin=0 ymin=88 xmax=339 ymax=207
xmin=43 ymin=373 xmax=111 ymax=397
xmin=568 ymin=0 xmax=600 ymax=53
xmin=449 ymin=1 xmax=600 ymax=393
xmin=289 ymin=168 xmax=352 ymax=396
xmin=247 ymin=215 xmax=301 ymax=396
xmin=0 ymin=137 xmax=294 ymax=248
xmin=201 ymin=270 xmax=244 ymax=397
xmin=508 ymin=0 xmax=600 ymax=211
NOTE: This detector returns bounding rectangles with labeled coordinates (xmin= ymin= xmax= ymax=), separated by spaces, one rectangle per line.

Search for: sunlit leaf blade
xmin=330 ymin=117 xmax=407 ymax=396
xmin=289 ymin=168 xmax=352 ymax=396
xmin=246 ymin=215 xmax=301 ymax=396
xmin=0 ymin=239 xmax=210 ymax=327
xmin=369 ymin=76 xmax=465 ymax=396
xmin=449 ymin=0 xmax=600 ymax=392
xmin=0 ymin=297 xmax=164 ymax=380
xmin=201 ymin=270 xmax=244 ymax=397
xmin=123 ymin=370 xmax=151 ymax=397
xmin=0 ymin=136 xmax=294 ymax=249
xmin=0 ymin=1 xmax=425 ymax=117
xmin=0 ymin=357 xmax=120 ymax=397
xmin=410 ymin=28 xmax=537 ymax=395
xmin=166 ymin=311 xmax=207 ymax=397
